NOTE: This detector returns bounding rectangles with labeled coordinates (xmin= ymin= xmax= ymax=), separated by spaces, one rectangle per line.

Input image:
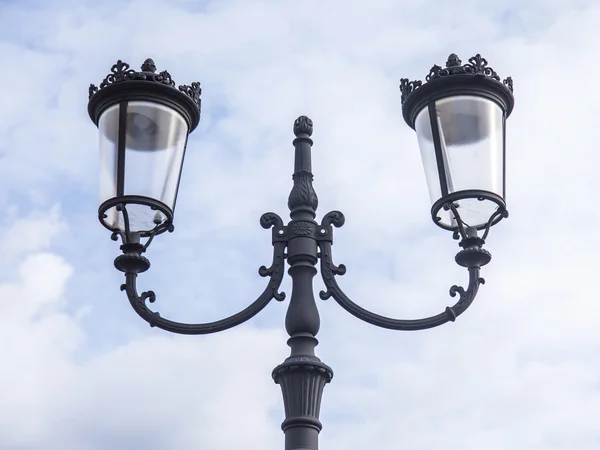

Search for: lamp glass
xmin=414 ymin=95 xmax=504 ymax=228
xmin=98 ymin=101 xmax=189 ymax=233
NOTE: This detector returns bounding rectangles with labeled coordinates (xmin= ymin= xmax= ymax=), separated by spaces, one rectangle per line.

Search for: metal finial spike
xmin=141 ymin=58 xmax=157 ymax=73
xmin=293 ymin=116 xmax=313 ymax=137
xmin=446 ymin=53 xmax=462 ymax=67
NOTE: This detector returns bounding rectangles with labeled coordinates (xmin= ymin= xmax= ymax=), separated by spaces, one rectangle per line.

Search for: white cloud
xmin=0 ymin=205 xmax=65 ymax=258
xmin=0 ymin=0 xmax=599 ymax=449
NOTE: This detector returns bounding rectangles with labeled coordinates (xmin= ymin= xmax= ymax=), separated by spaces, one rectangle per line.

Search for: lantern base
xmin=431 ymin=190 xmax=506 ymax=232
xmin=99 ymin=195 xmax=174 ymax=237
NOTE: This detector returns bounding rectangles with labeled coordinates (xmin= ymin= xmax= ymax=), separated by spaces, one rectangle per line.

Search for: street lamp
xmin=88 ymin=54 xmax=514 ymax=450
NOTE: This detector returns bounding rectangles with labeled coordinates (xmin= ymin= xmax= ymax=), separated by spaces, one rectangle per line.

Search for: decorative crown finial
xmin=141 ymin=58 xmax=157 ymax=73
xmin=293 ymin=116 xmax=313 ymax=137
xmin=88 ymin=58 xmax=201 ymax=109
xmin=399 ymin=53 xmax=514 ymax=105
xmin=446 ymin=53 xmax=462 ymax=67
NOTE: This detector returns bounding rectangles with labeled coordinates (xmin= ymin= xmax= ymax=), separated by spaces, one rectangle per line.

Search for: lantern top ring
xmin=88 ymin=58 xmax=201 ymax=132
xmin=400 ymin=53 xmax=514 ymax=129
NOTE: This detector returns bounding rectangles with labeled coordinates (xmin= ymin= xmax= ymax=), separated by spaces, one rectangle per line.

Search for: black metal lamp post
xmin=88 ymin=54 xmax=514 ymax=450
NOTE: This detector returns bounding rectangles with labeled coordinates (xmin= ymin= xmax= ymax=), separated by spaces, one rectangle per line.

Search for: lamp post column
xmin=272 ymin=116 xmax=333 ymax=450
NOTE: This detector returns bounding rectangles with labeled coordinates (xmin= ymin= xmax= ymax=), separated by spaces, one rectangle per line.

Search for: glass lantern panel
xmin=414 ymin=96 xmax=504 ymax=228
xmin=124 ymin=100 xmax=188 ymax=208
xmin=414 ymin=109 xmax=442 ymax=203
xmin=98 ymin=103 xmax=120 ymax=205
xmin=98 ymin=101 xmax=189 ymax=233
xmin=434 ymin=96 xmax=504 ymax=197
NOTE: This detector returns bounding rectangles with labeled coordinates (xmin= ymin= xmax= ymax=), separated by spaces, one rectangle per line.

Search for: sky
xmin=0 ymin=0 xmax=599 ymax=449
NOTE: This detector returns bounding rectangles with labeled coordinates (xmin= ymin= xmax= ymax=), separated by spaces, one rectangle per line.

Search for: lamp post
xmin=88 ymin=54 xmax=514 ymax=450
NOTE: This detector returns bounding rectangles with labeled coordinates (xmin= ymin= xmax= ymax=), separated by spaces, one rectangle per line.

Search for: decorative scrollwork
xmin=425 ymin=54 xmax=500 ymax=82
xmin=141 ymin=290 xmax=156 ymax=303
xmin=260 ymin=212 xmax=284 ymax=229
xmin=318 ymin=237 xmax=486 ymax=330
xmin=258 ymin=252 xmax=282 ymax=277
xmin=88 ymin=58 xmax=200 ymax=107
xmin=179 ymin=81 xmax=202 ymax=109
xmin=449 ymin=276 xmax=485 ymax=313
xmin=319 ymin=253 xmax=347 ymax=301
xmin=258 ymin=243 xmax=286 ymax=301
xmin=98 ymin=60 xmax=137 ymax=89
xmin=111 ymin=229 xmax=125 ymax=243
xmin=399 ymin=78 xmax=422 ymax=103
xmin=321 ymin=210 xmax=345 ymax=228
xmin=156 ymin=70 xmax=174 ymax=86
xmin=116 ymin=214 xmax=287 ymax=334
xmin=449 ymin=284 xmax=466 ymax=299
xmin=401 ymin=53 xmax=512 ymax=105
xmin=468 ymin=54 xmax=499 ymax=78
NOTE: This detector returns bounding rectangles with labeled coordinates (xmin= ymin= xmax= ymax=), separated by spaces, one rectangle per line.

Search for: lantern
xmin=401 ymin=54 xmax=514 ymax=232
xmin=88 ymin=58 xmax=201 ymax=239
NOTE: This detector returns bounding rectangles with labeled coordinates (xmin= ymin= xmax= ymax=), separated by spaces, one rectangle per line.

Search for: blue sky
xmin=0 ymin=0 xmax=600 ymax=449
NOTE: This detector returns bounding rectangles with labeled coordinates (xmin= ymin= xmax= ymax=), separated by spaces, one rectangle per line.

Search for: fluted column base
xmin=273 ymin=354 xmax=333 ymax=450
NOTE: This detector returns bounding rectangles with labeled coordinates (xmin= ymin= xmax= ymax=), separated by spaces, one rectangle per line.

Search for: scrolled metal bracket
xmin=317 ymin=209 xmax=487 ymax=331
xmin=116 ymin=212 xmax=287 ymax=335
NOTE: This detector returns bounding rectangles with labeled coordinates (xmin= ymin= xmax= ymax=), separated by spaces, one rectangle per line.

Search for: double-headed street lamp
xmin=88 ymin=54 xmax=514 ymax=450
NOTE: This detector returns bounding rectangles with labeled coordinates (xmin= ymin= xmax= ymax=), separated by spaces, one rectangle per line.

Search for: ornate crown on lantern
xmin=88 ymin=58 xmax=201 ymax=109
xmin=400 ymin=53 xmax=514 ymax=104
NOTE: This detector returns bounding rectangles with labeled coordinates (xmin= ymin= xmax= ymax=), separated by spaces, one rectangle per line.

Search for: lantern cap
xmin=400 ymin=53 xmax=514 ymax=128
xmin=88 ymin=58 xmax=201 ymax=131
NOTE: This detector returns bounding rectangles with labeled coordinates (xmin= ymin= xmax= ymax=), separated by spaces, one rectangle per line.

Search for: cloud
xmin=0 ymin=0 xmax=599 ymax=449
xmin=0 ymin=209 xmax=288 ymax=450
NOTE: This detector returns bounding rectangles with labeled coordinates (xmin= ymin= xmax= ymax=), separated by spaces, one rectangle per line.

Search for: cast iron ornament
xmin=92 ymin=54 xmax=512 ymax=450
xmin=88 ymin=58 xmax=201 ymax=110
xmin=89 ymin=58 xmax=203 ymax=245
xmin=112 ymin=115 xmax=495 ymax=334
xmin=96 ymin=113 xmax=507 ymax=450
xmin=399 ymin=53 xmax=513 ymax=234
xmin=293 ymin=115 xmax=314 ymax=136
xmin=399 ymin=53 xmax=514 ymax=104
xmin=107 ymin=116 xmax=499 ymax=450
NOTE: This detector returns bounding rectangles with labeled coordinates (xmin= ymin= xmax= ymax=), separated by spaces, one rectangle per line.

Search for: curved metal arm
xmin=118 ymin=213 xmax=287 ymax=335
xmin=318 ymin=211 xmax=485 ymax=331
